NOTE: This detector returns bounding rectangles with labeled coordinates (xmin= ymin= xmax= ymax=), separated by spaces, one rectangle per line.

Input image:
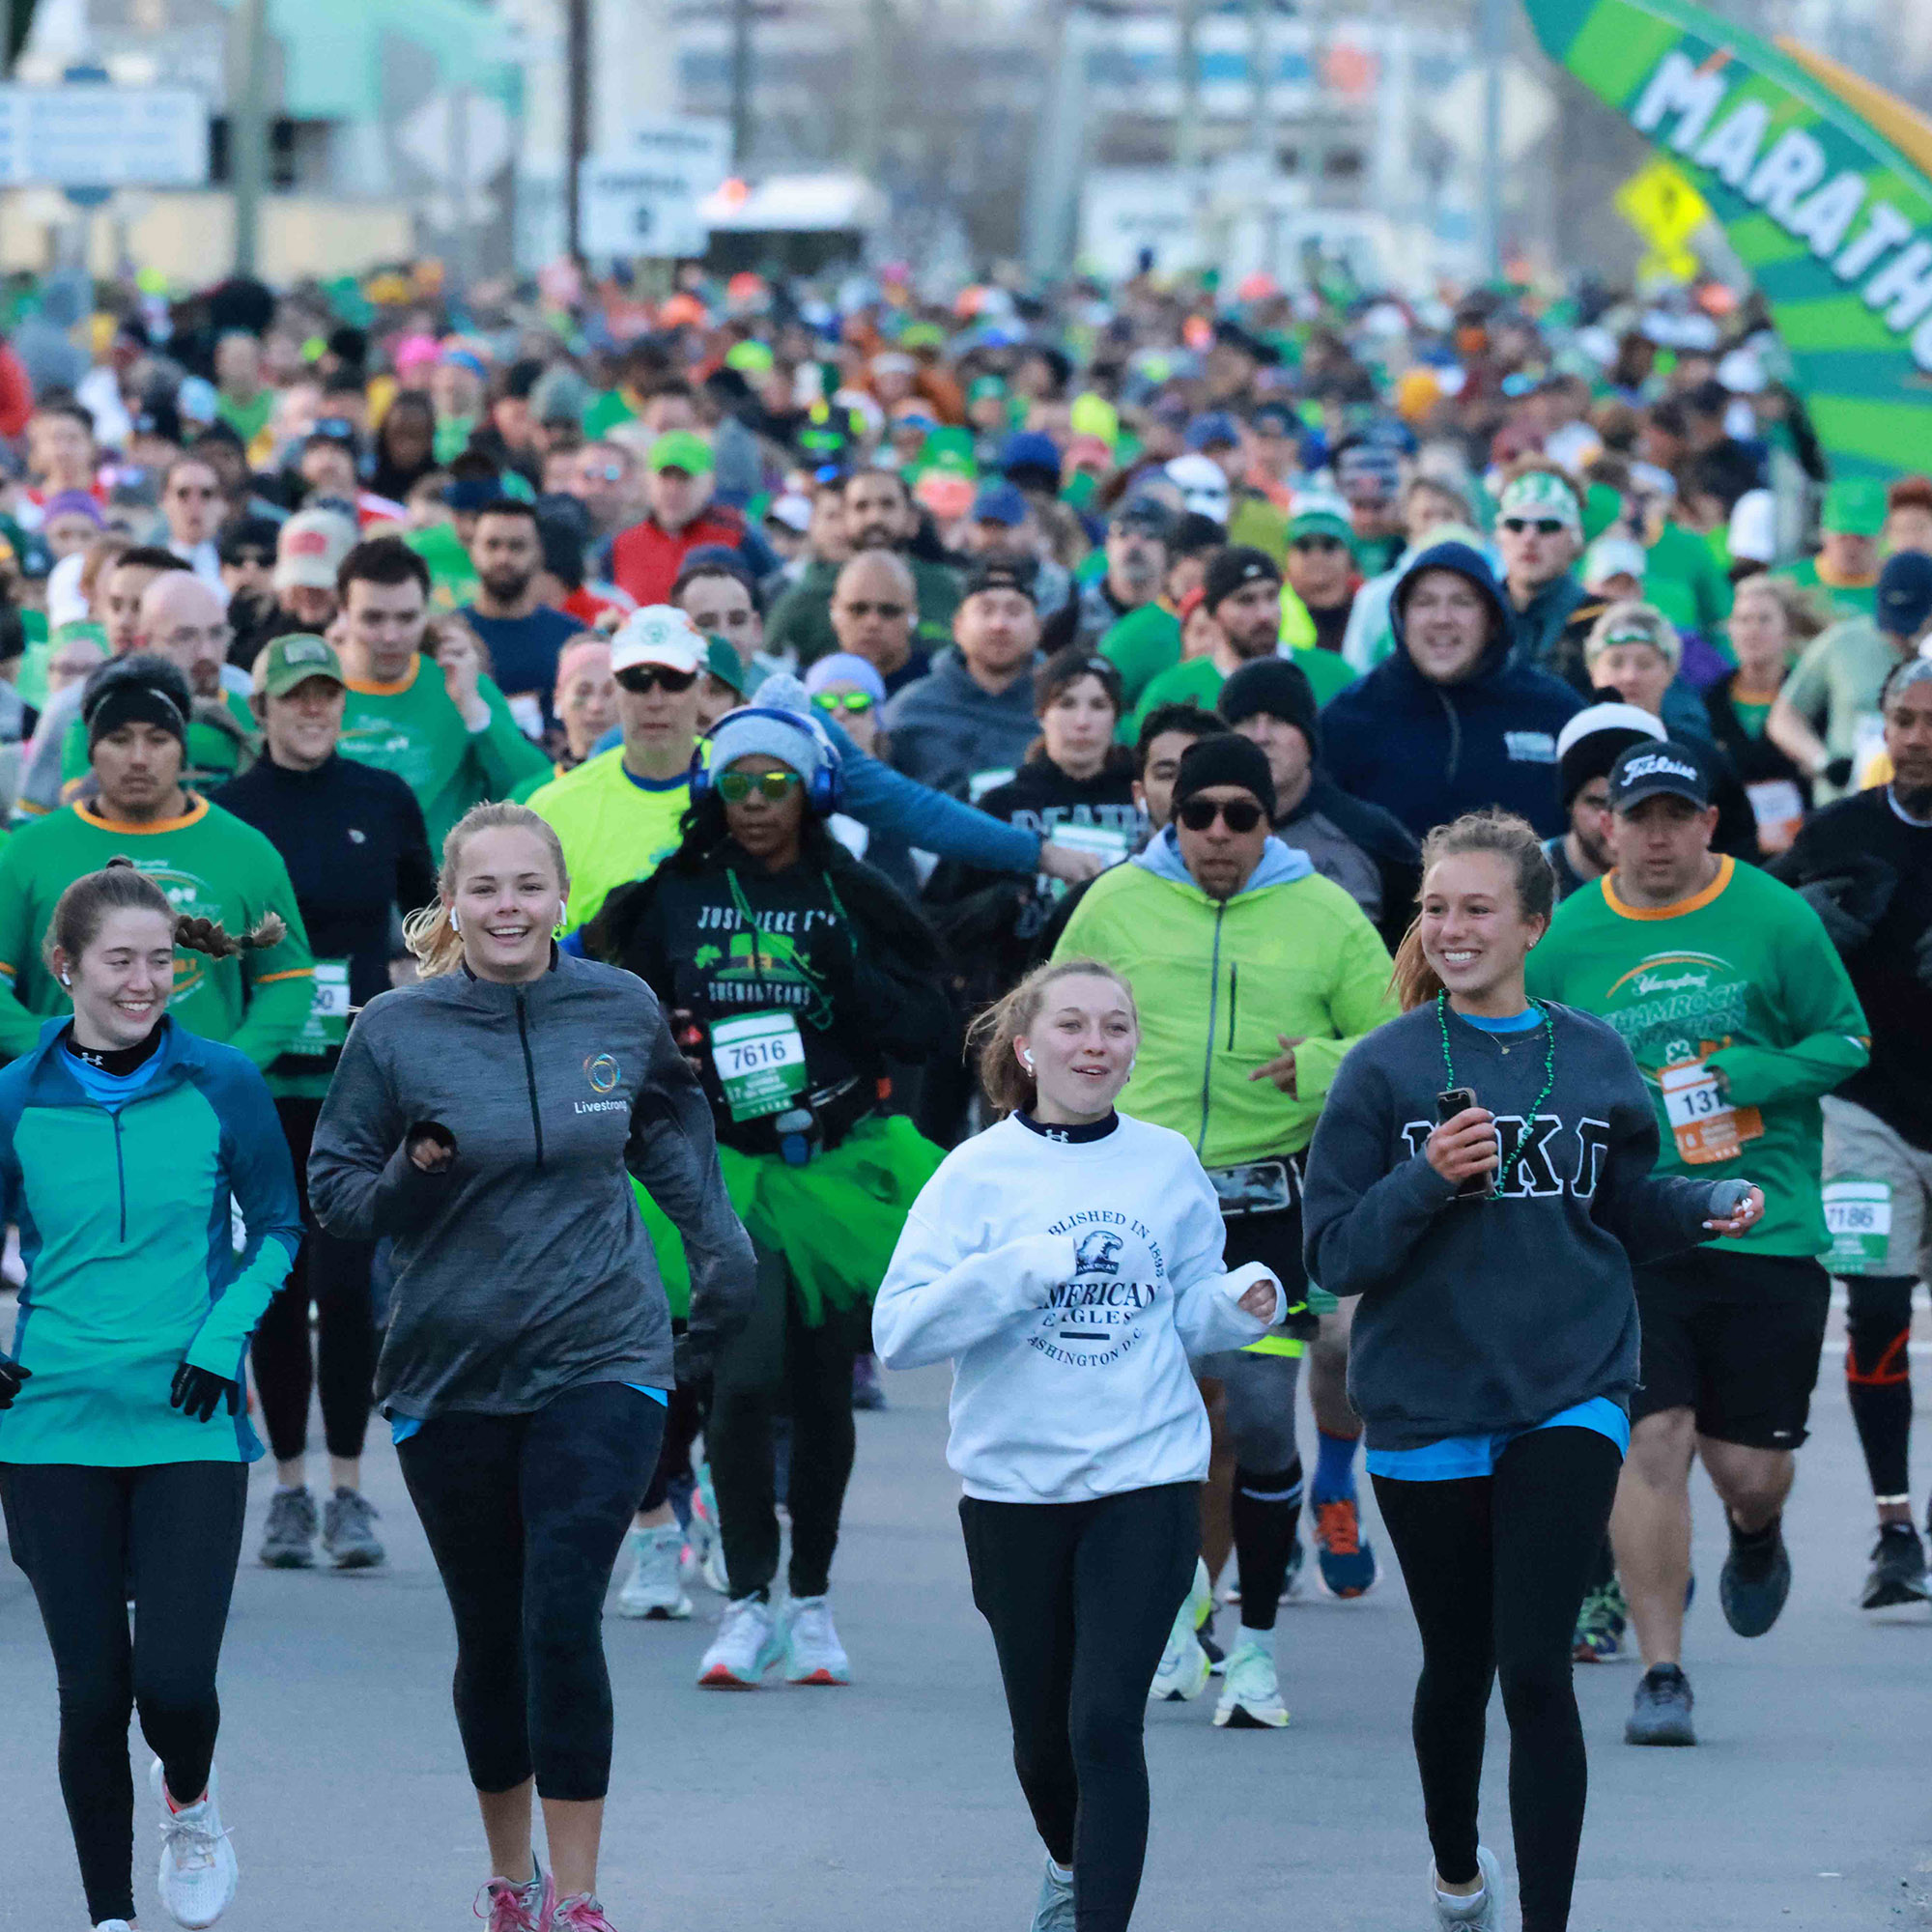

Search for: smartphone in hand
xmin=1435 ymin=1086 xmax=1492 ymax=1199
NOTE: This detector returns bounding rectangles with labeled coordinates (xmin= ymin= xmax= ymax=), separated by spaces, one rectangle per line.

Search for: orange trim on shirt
xmin=344 ymin=658 xmax=423 ymax=698
xmin=1603 ymin=854 xmax=1733 ymax=922
xmin=72 ymin=794 xmax=210 ymax=837
xmin=253 ymin=967 xmax=315 ymax=985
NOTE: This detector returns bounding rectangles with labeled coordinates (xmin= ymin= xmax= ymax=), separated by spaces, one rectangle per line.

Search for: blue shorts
xmin=1365 ymin=1396 xmax=1630 ymax=1483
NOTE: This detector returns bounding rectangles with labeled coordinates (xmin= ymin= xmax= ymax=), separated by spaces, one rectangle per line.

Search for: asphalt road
xmin=3 ymin=1316 xmax=1930 ymax=1932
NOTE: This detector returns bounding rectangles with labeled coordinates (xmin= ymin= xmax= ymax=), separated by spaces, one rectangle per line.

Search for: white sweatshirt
xmin=873 ymin=1111 xmax=1282 ymax=1503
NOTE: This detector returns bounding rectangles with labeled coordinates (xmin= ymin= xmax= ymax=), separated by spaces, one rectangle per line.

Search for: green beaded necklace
xmin=1435 ymin=990 xmax=1556 ymax=1199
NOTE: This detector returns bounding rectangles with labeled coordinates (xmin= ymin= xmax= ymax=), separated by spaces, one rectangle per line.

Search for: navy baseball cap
xmin=971 ymin=482 xmax=1029 ymax=526
xmin=1185 ymin=411 xmax=1242 ymax=452
xmin=1606 ymin=739 xmax=1712 ymax=812
xmin=1877 ymin=551 xmax=1932 ymax=640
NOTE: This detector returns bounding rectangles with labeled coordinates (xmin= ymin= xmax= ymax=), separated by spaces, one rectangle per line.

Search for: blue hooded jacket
xmin=1321 ymin=540 xmax=1584 ymax=839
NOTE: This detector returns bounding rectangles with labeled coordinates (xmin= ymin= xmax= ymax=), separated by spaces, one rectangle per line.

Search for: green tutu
xmin=634 ymin=1113 xmax=945 ymax=1325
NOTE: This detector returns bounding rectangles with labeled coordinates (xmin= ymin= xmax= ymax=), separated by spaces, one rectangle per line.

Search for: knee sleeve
xmin=1846 ymin=1276 xmax=1915 ymax=1385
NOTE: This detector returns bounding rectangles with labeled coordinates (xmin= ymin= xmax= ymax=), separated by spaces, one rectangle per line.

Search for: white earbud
xmin=1020 ymin=1049 xmax=1035 ymax=1069
xmin=449 ymin=908 xmax=462 ymax=934
xmin=59 ymin=972 xmax=71 ymax=987
xmin=558 ymin=900 xmax=569 ymax=929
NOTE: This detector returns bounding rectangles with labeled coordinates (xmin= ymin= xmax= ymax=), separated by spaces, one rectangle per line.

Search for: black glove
xmin=169 ymin=1361 xmax=241 ymax=1424
xmin=1822 ymin=755 xmax=1855 ymax=790
xmin=672 ymin=1330 xmax=715 ymax=1388
xmin=1798 ymin=878 xmax=1873 ymax=953
xmin=0 ymin=1352 xmax=30 ymax=1410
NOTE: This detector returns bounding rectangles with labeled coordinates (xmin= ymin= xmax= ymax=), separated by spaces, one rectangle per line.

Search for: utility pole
xmin=858 ymin=0 xmax=888 ymax=180
xmin=1480 ymin=0 xmax=1506 ymax=279
xmin=1023 ymin=0 xmax=1085 ymax=280
xmin=231 ymin=0 xmax=270 ymax=275
xmin=729 ymin=0 xmax=753 ymax=168
xmin=565 ymin=0 xmax=590 ymax=258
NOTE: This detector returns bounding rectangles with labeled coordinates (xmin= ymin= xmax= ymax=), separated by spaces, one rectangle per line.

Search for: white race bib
xmin=710 ymin=1010 xmax=808 ymax=1122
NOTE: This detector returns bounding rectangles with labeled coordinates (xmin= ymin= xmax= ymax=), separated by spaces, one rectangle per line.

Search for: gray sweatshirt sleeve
xmin=1301 ymin=1048 xmax=1459 ymax=1299
xmin=306 ymin=1016 xmax=456 ymax=1241
xmin=623 ymin=996 xmax=756 ymax=1360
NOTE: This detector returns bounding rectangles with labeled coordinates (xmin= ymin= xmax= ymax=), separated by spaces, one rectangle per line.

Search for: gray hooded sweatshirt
xmin=309 ymin=950 xmax=754 ymax=1419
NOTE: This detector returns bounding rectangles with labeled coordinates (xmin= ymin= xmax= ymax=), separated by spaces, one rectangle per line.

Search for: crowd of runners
xmin=0 ymin=259 xmax=1921 ymax=1932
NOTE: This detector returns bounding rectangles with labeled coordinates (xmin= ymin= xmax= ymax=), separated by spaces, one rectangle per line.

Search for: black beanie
xmin=1218 ymin=657 xmax=1320 ymax=759
xmin=82 ymin=652 xmax=191 ymax=753
xmin=1202 ymin=545 xmax=1281 ymax=613
xmin=1173 ymin=731 xmax=1277 ymax=821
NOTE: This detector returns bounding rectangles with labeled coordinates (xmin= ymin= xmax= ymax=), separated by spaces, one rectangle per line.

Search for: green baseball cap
xmin=253 ymin=632 xmax=346 ymax=699
xmin=704 ymin=635 xmax=747 ymax=695
xmin=647 ymin=430 xmax=715 ymax=476
xmin=723 ymin=340 xmax=775 ymax=375
xmin=1822 ymin=476 xmax=1887 ymax=536
xmin=1288 ymin=508 xmax=1357 ymax=552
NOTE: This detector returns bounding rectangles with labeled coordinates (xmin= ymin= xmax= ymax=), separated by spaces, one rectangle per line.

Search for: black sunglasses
xmin=1178 ymin=796 xmax=1265 ymax=834
xmin=1501 ymin=517 xmax=1570 ymax=537
xmin=838 ymin=600 xmax=907 ymax=619
xmin=617 ymin=666 xmax=699 ymax=695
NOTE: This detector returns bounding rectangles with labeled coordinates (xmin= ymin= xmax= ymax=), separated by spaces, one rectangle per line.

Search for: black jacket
xmin=1277 ymin=772 xmax=1421 ymax=953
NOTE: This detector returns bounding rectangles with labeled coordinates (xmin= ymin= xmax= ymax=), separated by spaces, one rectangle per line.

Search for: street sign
xmin=1615 ymin=157 xmax=1710 ymax=283
xmin=0 ymin=83 xmax=207 ymax=190
xmin=579 ymin=116 xmax=730 ymax=260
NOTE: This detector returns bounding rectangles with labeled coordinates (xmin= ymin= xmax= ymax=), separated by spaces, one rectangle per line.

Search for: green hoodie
xmin=1052 ymin=828 xmax=1398 ymax=1166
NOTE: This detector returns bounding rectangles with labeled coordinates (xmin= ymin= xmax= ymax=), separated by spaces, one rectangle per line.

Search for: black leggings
xmin=1846 ymin=1273 xmax=1916 ymax=1499
xmin=960 ymin=1482 xmax=1198 ymax=1932
xmin=1374 ymin=1427 xmax=1622 ymax=1932
xmin=398 ymin=1381 xmax=665 ymax=1801
xmin=0 ymin=1460 xmax=247 ymax=1924
xmin=251 ymin=1095 xmax=378 ymax=1464
xmin=708 ymin=1245 xmax=857 ymax=1600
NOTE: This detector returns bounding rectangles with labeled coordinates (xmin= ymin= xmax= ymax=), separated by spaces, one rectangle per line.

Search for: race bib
xmin=1852 ymin=710 xmax=1888 ymax=788
xmin=290 ymin=959 xmax=351 ymax=1055
xmin=710 ymin=1010 xmax=808 ymax=1122
xmin=1659 ymin=1060 xmax=1764 ymax=1165
xmin=1824 ymin=1179 xmax=1892 ymax=1273
xmin=1745 ymin=779 xmax=1804 ymax=844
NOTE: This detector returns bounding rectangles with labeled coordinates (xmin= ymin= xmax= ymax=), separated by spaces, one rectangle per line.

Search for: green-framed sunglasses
xmin=811 ymin=690 xmax=876 ymax=716
xmin=717 ymin=769 xmax=803 ymax=804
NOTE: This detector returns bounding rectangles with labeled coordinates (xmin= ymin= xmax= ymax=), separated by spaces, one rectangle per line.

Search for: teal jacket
xmin=0 ymin=1018 xmax=300 ymax=1465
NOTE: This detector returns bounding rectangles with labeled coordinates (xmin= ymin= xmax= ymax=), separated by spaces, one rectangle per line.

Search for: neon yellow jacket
xmin=1053 ymin=830 xmax=1398 ymax=1166
xmin=526 ymin=748 xmax=689 ymax=933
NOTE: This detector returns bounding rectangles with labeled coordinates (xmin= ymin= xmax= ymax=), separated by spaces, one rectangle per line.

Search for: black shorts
xmin=1630 ymin=1249 xmax=1831 ymax=1449
xmin=1220 ymin=1201 xmax=1315 ymax=1341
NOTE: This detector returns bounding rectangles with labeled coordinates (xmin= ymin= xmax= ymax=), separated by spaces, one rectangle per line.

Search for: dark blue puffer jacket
xmin=1321 ymin=540 xmax=1584 ymax=839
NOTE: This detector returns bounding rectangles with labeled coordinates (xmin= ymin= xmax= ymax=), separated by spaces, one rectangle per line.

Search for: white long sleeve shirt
xmin=874 ymin=1110 xmax=1281 ymax=1503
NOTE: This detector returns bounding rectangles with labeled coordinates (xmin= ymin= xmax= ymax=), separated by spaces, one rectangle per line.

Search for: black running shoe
xmin=1719 ymin=1514 xmax=1791 ymax=1638
xmin=1625 ymin=1663 xmax=1695 ymax=1746
xmin=1861 ymin=1523 xmax=1931 ymax=1610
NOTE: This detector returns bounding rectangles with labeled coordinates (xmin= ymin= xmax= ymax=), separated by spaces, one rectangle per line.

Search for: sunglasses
xmin=1178 ymin=796 xmax=1265 ymax=834
xmin=812 ymin=691 xmax=875 ymax=715
xmin=838 ymin=600 xmax=906 ymax=620
xmin=1292 ymin=536 xmax=1347 ymax=554
xmin=617 ymin=666 xmax=698 ymax=695
xmin=1501 ymin=517 xmax=1570 ymax=537
xmin=717 ymin=769 xmax=802 ymax=804
xmin=226 ymin=551 xmax=273 ymax=569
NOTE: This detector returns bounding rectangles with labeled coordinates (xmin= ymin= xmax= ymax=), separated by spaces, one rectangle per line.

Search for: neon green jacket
xmin=0 ymin=1017 xmax=301 ymax=1464
xmin=1053 ymin=830 xmax=1399 ymax=1165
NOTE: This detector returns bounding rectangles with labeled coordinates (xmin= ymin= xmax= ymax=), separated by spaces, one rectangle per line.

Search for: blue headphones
xmin=688 ymin=707 xmax=844 ymax=815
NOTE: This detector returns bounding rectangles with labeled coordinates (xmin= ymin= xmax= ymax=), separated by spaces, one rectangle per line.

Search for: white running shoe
xmin=95 ymin=1922 xmax=136 ymax=1931
xmin=781 ymin=1594 xmax=851 ymax=1684
xmin=689 ymin=1463 xmax=730 ymax=1595
xmin=697 ymin=1594 xmax=781 ymax=1688
xmin=1028 ymin=1855 xmax=1076 ymax=1931
xmin=150 ymin=1758 xmax=238 ymax=1928
xmin=1212 ymin=1635 xmax=1290 ymax=1729
xmin=1432 ymin=1844 xmax=1503 ymax=1929
xmin=1150 ymin=1570 xmax=1211 ymax=1703
xmin=617 ymin=1524 xmax=693 ymax=1619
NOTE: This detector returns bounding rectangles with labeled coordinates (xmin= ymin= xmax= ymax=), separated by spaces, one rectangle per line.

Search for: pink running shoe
xmin=476 ymin=1869 xmax=554 ymax=1932
xmin=550 ymin=1894 xmax=620 ymax=1931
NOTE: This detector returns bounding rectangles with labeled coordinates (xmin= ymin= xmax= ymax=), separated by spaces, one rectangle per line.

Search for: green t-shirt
xmin=1773 ymin=555 xmax=1878 ymax=622
xmin=339 ymin=656 xmax=551 ymax=851
xmin=404 ymin=522 xmax=480 ymax=608
xmin=1778 ymin=615 xmax=1904 ymax=802
xmin=1525 ymin=856 xmax=1869 ymax=1257
xmin=14 ymin=610 xmax=48 ymax=712
xmin=526 ymin=749 xmax=689 ymax=933
xmin=216 ymin=388 xmax=275 ymax=447
xmin=1643 ymin=522 xmax=1732 ymax=636
xmin=583 ymin=389 xmax=639 ymax=439
xmin=0 ymin=795 xmax=315 ymax=1070
xmin=60 ymin=689 xmax=256 ymax=797
xmin=1127 ymin=647 xmax=1356 ymax=740
xmin=1098 ymin=604 xmax=1181 ymax=708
